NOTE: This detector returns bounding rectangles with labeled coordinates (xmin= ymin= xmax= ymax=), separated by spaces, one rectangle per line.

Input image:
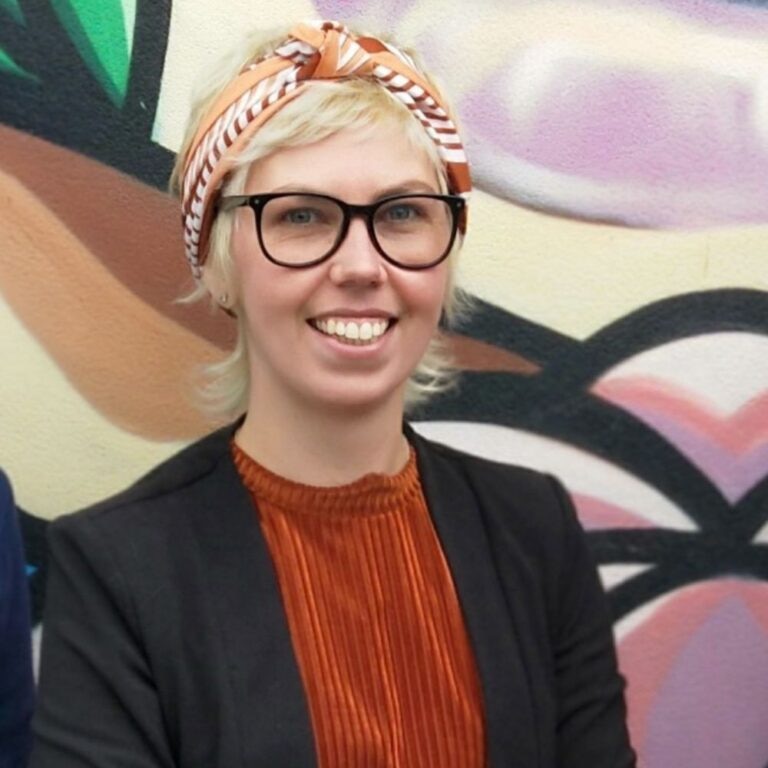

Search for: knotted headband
xmin=180 ymin=20 xmax=471 ymax=278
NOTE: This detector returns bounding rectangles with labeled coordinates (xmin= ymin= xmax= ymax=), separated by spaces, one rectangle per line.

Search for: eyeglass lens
xmin=258 ymin=195 xmax=454 ymax=267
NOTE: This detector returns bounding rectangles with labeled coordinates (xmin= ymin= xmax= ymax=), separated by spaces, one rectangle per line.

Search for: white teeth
xmin=312 ymin=318 xmax=391 ymax=344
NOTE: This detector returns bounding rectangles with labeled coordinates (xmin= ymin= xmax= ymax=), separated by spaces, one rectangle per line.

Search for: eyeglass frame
xmin=216 ymin=192 xmax=466 ymax=270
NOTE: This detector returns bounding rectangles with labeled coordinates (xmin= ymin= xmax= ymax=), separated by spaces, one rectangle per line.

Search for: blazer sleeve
xmin=30 ymin=512 xmax=175 ymax=768
xmin=547 ymin=476 xmax=636 ymax=768
xmin=0 ymin=472 xmax=34 ymax=768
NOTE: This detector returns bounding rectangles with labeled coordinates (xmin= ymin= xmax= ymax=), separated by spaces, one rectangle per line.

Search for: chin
xmin=303 ymin=377 xmax=408 ymax=414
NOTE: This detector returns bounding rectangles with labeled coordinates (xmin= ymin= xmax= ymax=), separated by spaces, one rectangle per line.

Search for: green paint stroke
xmin=0 ymin=46 xmax=36 ymax=80
xmin=0 ymin=0 xmax=24 ymax=24
xmin=50 ymin=0 xmax=131 ymax=107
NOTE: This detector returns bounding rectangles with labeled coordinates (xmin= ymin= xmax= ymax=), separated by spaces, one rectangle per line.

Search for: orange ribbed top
xmin=232 ymin=442 xmax=486 ymax=767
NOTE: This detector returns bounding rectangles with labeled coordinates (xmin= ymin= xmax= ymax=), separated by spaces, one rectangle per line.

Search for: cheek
xmin=407 ymin=267 xmax=451 ymax=323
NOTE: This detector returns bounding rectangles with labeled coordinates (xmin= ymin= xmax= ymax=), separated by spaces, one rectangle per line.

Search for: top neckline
xmin=231 ymin=440 xmax=422 ymax=516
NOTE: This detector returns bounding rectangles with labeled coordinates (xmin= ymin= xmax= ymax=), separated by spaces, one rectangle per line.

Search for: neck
xmin=235 ymin=389 xmax=410 ymax=487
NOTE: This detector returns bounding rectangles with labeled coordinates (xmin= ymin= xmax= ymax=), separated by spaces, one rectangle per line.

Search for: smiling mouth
xmin=309 ymin=317 xmax=395 ymax=345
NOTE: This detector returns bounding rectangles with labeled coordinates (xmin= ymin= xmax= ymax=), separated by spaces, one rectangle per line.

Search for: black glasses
xmin=218 ymin=192 xmax=465 ymax=269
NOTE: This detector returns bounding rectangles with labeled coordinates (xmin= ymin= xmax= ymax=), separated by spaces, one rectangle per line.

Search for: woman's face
xmin=229 ymin=123 xmax=451 ymax=414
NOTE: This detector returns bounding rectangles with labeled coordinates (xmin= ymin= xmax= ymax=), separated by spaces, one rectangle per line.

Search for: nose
xmin=328 ymin=216 xmax=387 ymax=286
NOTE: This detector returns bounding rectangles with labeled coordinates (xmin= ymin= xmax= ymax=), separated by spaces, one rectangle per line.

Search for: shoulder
xmin=43 ymin=423 xmax=249 ymax=628
xmin=419 ymin=431 xmax=554 ymax=488
xmin=408 ymin=430 xmax=633 ymax=764
xmin=409 ymin=424 xmax=572 ymax=524
xmin=49 ymin=423 xmax=239 ymax=546
xmin=408 ymin=425 xmax=583 ymax=579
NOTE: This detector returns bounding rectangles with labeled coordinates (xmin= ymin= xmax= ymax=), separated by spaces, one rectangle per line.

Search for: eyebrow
xmin=266 ymin=180 xmax=441 ymax=198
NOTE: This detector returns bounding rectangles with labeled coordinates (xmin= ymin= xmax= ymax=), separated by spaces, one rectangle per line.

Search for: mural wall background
xmin=2 ymin=1 xmax=767 ymax=765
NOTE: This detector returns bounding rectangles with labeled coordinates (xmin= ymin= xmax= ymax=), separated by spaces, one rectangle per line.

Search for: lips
xmin=309 ymin=317 xmax=394 ymax=345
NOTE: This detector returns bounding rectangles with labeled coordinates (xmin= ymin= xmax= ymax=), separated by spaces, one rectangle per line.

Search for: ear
xmin=200 ymin=265 xmax=237 ymax=315
xmin=200 ymin=265 xmax=227 ymax=301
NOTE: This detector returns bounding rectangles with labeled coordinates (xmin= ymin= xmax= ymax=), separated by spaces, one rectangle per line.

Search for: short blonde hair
xmin=170 ymin=26 xmax=471 ymax=421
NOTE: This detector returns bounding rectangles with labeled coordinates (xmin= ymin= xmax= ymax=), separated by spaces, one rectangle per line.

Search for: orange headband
xmin=180 ymin=20 xmax=471 ymax=277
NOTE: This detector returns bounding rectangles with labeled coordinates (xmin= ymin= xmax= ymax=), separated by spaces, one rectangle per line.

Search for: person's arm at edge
xmin=0 ymin=471 xmax=34 ymax=768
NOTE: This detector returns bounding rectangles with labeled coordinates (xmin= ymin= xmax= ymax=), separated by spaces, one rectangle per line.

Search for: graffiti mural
xmin=1 ymin=1 xmax=767 ymax=766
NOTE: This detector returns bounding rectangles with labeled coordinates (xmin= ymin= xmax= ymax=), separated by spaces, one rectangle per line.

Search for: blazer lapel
xmin=189 ymin=449 xmax=317 ymax=767
xmin=410 ymin=427 xmax=540 ymax=768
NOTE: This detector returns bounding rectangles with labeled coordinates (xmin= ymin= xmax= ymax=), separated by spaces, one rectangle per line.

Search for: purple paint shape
xmin=530 ymin=68 xmax=762 ymax=186
xmin=460 ymin=64 xmax=518 ymax=151
xmin=645 ymin=596 xmax=768 ymax=768
xmin=318 ymin=0 xmax=768 ymax=37
xmin=464 ymin=57 xmax=768 ymax=186
xmin=639 ymin=0 xmax=768 ymax=35
xmin=457 ymin=21 xmax=768 ymax=227
xmin=313 ymin=0 xmax=417 ymax=22
xmin=611 ymin=404 xmax=768 ymax=504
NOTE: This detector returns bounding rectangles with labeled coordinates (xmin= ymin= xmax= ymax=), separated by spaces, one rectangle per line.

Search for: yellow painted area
xmin=459 ymin=189 xmax=768 ymax=340
xmin=154 ymin=0 xmax=317 ymax=152
xmin=0 ymin=294 xmax=188 ymax=520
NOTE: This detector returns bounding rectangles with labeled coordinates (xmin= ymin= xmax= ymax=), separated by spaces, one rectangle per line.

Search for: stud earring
xmin=219 ymin=293 xmax=229 ymax=307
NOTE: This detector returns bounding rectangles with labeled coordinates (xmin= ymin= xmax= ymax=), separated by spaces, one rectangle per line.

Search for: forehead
xmin=243 ymin=123 xmax=441 ymax=198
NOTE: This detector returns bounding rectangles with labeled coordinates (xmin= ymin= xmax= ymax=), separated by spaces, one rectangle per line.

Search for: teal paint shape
xmin=50 ymin=0 xmax=131 ymax=107
xmin=0 ymin=46 xmax=36 ymax=80
xmin=123 ymin=0 xmax=136 ymax=58
xmin=0 ymin=0 xmax=24 ymax=24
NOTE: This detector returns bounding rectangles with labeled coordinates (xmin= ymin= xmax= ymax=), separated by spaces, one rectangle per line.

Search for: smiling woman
xmin=177 ymin=56 xmax=469 ymax=421
xmin=31 ymin=20 xmax=635 ymax=768
xmin=223 ymin=125 xmax=456 ymax=464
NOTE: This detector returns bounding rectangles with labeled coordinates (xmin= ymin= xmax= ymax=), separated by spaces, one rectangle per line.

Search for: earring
xmin=219 ymin=293 xmax=229 ymax=307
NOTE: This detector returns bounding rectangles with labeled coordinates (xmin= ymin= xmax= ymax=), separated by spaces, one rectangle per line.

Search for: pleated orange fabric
xmin=232 ymin=442 xmax=486 ymax=767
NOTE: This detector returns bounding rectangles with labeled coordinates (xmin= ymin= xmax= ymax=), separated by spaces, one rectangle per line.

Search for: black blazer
xmin=31 ymin=424 xmax=635 ymax=767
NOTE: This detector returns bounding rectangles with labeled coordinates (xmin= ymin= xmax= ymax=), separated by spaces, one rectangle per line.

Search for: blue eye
xmin=385 ymin=203 xmax=419 ymax=221
xmin=285 ymin=208 xmax=318 ymax=225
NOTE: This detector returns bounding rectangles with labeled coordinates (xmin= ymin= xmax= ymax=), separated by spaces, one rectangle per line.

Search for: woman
xmin=32 ymin=21 xmax=635 ymax=767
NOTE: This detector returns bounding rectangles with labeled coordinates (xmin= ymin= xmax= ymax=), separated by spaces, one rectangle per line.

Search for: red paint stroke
xmin=571 ymin=493 xmax=656 ymax=530
xmin=594 ymin=377 xmax=768 ymax=501
xmin=594 ymin=377 xmax=768 ymax=455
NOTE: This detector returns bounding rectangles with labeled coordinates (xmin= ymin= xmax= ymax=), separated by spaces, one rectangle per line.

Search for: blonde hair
xmin=170 ymin=26 xmax=471 ymax=421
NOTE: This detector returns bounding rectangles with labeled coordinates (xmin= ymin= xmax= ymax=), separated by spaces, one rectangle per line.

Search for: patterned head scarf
xmin=180 ymin=20 xmax=471 ymax=278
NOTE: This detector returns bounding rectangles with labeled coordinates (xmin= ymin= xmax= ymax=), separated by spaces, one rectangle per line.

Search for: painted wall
xmin=2 ymin=1 xmax=768 ymax=765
